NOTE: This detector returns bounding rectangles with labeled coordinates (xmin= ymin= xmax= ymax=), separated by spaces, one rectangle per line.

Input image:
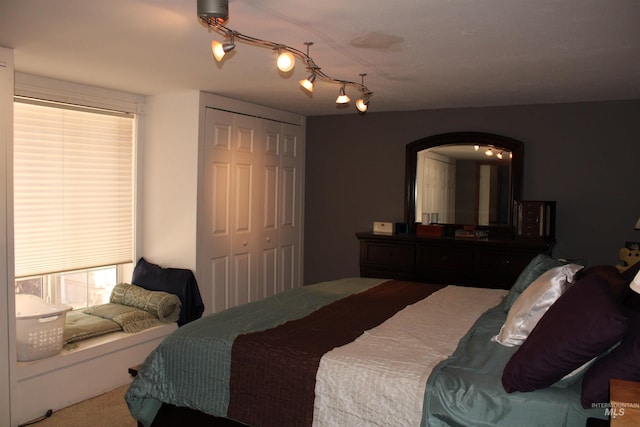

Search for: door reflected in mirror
xmin=416 ymin=144 xmax=512 ymax=226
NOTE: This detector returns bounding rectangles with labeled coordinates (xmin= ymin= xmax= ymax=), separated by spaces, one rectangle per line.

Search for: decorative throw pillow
xmin=503 ymin=254 xmax=570 ymax=312
xmin=110 ymin=283 xmax=181 ymax=323
xmin=131 ymin=257 xmax=204 ymax=326
xmin=493 ymin=263 xmax=583 ymax=347
xmin=575 ymin=264 xmax=629 ymax=301
xmin=581 ymin=309 xmax=640 ymax=408
xmin=502 ymin=274 xmax=628 ymax=393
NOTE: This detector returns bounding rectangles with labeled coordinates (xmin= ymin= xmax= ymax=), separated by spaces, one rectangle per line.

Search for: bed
xmin=125 ymin=256 xmax=640 ymax=426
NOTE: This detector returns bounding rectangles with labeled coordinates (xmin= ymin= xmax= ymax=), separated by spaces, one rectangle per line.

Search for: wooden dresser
xmin=356 ymin=232 xmax=553 ymax=289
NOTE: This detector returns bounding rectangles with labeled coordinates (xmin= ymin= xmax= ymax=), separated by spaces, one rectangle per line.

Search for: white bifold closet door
xmin=202 ymin=107 xmax=303 ymax=313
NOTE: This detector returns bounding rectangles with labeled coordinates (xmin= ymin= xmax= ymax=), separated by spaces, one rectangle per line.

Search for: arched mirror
xmin=405 ymin=132 xmax=523 ymax=234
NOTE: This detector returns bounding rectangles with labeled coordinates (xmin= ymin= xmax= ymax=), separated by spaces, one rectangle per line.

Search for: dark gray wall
xmin=303 ymin=100 xmax=640 ymax=285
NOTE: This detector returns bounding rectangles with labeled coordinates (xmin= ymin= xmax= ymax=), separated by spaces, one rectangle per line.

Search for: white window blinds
xmin=13 ymin=99 xmax=134 ymax=278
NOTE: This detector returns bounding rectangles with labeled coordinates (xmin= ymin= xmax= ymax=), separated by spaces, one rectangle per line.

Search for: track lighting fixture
xmin=355 ymin=98 xmax=369 ymax=112
xmin=276 ymin=47 xmax=295 ymax=72
xmin=197 ymin=0 xmax=373 ymax=113
xmin=355 ymin=73 xmax=372 ymax=113
xmin=336 ymin=85 xmax=351 ymax=104
xmin=298 ymin=42 xmax=317 ymax=92
xmin=496 ymin=151 xmax=503 ymax=160
xmin=299 ymin=71 xmax=316 ymax=92
xmin=211 ymin=31 xmax=236 ymax=61
xmin=485 ymin=148 xmax=494 ymax=156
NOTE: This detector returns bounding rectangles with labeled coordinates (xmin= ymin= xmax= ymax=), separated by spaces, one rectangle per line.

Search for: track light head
xmin=355 ymin=97 xmax=369 ymax=112
xmin=299 ymin=72 xmax=316 ymax=92
xmin=212 ymin=41 xmax=235 ymax=61
xmin=355 ymin=73 xmax=370 ymax=112
xmin=336 ymin=85 xmax=351 ymax=104
xmin=211 ymin=31 xmax=235 ymax=61
xmin=299 ymin=65 xmax=318 ymax=92
xmin=276 ymin=48 xmax=295 ymax=72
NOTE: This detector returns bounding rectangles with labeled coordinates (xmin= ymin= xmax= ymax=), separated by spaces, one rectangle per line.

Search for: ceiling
xmin=1 ymin=0 xmax=640 ymax=116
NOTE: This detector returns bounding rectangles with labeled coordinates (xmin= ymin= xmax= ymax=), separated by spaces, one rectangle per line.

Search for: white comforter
xmin=313 ymin=285 xmax=507 ymax=427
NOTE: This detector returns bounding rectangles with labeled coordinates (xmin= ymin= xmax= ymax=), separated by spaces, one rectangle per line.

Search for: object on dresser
xmin=394 ymin=222 xmax=409 ymax=234
xmin=417 ymin=224 xmax=444 ymax=237
xmin=513 ymin=200 xmax=556 ymax=240
xmin=373 ymin=221 xmax=393 ymax=235
xmin=455 ymin=229 xmax=488 ymax=239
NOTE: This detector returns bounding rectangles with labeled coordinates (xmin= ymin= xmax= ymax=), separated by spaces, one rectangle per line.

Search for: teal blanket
xmin=422 ymin=298 xmax=607 ymax=426
xmin=125 ymin=277 xmax=387 ymax=427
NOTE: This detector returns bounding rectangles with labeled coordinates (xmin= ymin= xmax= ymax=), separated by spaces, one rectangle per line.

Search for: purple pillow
xmin=575 ymin=264 xmax=628 ymax=301
xmin=502 ymin=274 xmax=629 ymax=393
xmin=581 ymin=309 xmax=640 ymax=408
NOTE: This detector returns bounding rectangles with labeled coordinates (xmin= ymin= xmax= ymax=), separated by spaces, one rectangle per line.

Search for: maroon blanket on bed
xmin=227 ymin=280 xmax=444 ymax=427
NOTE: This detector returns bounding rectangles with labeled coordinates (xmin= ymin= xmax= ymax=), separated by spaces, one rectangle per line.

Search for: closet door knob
xmin=243 ymin=240 xmax=248 ymax=247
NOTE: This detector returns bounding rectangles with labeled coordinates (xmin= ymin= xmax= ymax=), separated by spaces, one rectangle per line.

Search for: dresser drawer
xmin=474 ymin=250 xmax=534 ymax=278
xmin=520 ymin=222 xmax=542 ymax=237
xmin=521 ymin=202 xmax=543 ymax=219
xmin=417 ymin=246 xmax=473 ymax=271
xmin=357 ymin=232 xmax=552 ymax=289
xmin=363 ymin=243 xmax=415 ymax=269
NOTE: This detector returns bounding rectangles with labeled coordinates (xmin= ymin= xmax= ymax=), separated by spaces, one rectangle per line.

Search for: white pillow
xmin=492 ymin=263 xmax=584 ymax=347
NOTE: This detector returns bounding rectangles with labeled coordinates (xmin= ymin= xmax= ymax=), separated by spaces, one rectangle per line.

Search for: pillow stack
xmin=497 ymin=256 xmax=640 ymax=409
xmin=492 ymin=263 xmax=584 ymax=347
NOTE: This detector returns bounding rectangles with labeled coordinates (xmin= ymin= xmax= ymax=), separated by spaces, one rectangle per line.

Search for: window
xmin=13 ymin=98 xmax=135 ymax=309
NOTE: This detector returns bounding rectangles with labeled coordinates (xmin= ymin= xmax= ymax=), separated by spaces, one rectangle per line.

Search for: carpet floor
xmin=26 ymin=384 xmax=136 ymax=427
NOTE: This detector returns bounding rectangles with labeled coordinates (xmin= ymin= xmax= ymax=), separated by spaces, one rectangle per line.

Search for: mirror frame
xmin=405 ymin=132 xmax=524 ymax=234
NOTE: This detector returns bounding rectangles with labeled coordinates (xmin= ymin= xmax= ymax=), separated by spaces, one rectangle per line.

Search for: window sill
xmin=15 ymin=323 xmax=176 ymax=382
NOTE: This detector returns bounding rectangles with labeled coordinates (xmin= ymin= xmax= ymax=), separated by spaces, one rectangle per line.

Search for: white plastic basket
xmin=15 ymin=294 xmax=72 ymax=361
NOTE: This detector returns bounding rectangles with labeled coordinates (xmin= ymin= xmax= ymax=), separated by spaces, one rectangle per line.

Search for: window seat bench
xmin=13 ymin=321 xmax=176 ymax=426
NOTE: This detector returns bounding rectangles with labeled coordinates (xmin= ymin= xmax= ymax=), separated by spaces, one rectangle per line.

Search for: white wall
xmin=0 ymin=46 xmax=15 ymax=427
xmin=141 ymin=91 xmax=201 ymax=271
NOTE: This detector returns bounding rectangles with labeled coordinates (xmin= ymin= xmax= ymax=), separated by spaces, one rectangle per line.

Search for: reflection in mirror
xmin=416 ymin=144 xmax=513 ymax=226
xmin=405 ymin=132 xmax=524 ymax=233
